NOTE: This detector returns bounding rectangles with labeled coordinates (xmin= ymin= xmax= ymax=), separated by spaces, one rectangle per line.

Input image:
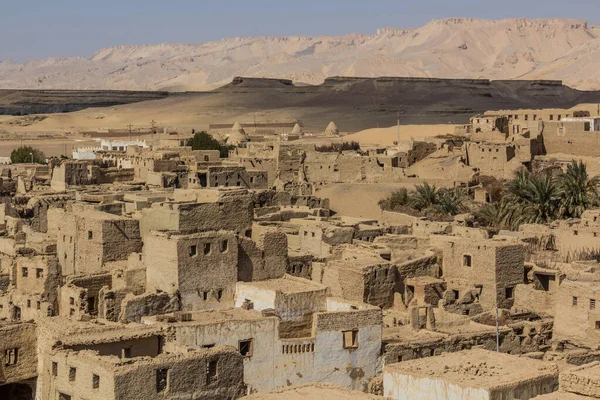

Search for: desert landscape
xmin=4 ymin=7 xmax=600 ymax=400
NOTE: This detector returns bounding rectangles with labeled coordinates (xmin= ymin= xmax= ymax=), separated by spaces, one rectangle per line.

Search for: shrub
xmin=10 ymin=146 xmax=46 ymax=164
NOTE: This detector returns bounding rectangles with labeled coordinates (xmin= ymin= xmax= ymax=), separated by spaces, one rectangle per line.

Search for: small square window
xmin=27 ymin=300 xmax=31 ymax=308
xmin=574 ymin=230 xmax=579 ymax=236
xmin=573 ymin=297 xmax=578 ymax=307
xmin=189 ymin=245 xmax=197 ymax=257
xmin=505 ymin=287 xmax=514 ymax=299
xmin=239 ymin=339 xmax=253 ymax=357
xmin=52 ymin=361 xmax=58 ymax=376
xmin=4 ymin=348 xmax=18 ymax=366
xmin=93 ymin=374 xmax=100 ymax=389
xmin=220 ymin=240 xmax=228 ymax=253
xmin=463 ymin=255 xmax=472 ymax=267
xmin=343 ymin=330 xmax=359 ymax=349
xmin=121 ymin=347 xmax=132 ymax=359
xmin=69 ymin=297 xmax=75 ymax=305
xmin=69 ymin=367 xmax=76 ymax=382
xmin=596 ymin=321 xmax=600 ymax=330
xmin=36 ymin=268 xmax=44 ymax=279
xmin=591 ymin=299 xmax=596 ymax=310
xmin=204 ymin=243 xmax=211 ymax=255
xmin=22 ymin=267 xmax=28 ymax=278
xmin=88 ymin=231 xmax=93 ymax=240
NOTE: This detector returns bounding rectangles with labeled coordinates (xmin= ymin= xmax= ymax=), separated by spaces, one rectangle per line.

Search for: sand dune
xmin=345 ymin=125 xmax=457 ymax=146
xmin=3 ymin=18 xmax=600 ymax=90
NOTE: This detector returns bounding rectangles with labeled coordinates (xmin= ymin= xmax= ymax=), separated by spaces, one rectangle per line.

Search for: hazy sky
xmin=1 ymin=0 xmax=599 ymax=61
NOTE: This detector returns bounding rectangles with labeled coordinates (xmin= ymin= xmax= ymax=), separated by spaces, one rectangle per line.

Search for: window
xmin=88 ymin=231 xmax=93 ymax=240
xmin=463 ymin=255 xmax=472 ymax=267
xmin=69 ymin=297 xmax=75 ymax=305
xmin=596 ymin=321 xmax=600 ymax=330
xmin=37 ymin=301 xmax=41 ymax=310
xmin=453 ymin=289 xmax=460 ymax=300
xmin=204 ymin=243 xmax=211 ymax=255
xmin=22 ymin=267 xmax=28 ymax=277
xmin=550 ymin=115 xmax=554 ymax=121
xmin=220 ymin=240 xmax=228 ymax=253
xmin=573 ymin=297 xmax=578 ymax=307
xmin=505 ymin=287 xmax=514 ymax=299
xmin=592 ymin=299 xmax=596 ymax=310
xmin=202 ymin=292 xmax=208 ymax=301
xmin=92 ymin=374 xmax=100 ymax=389
xmin=239 ymin=339 xmax=253 ymax=357
xmin=525 ymin=115 xmax=529 ymax=121
xmin=69 ymin=367 xmax=76 ymax=381
xmin=217 ymin=289 xmax=223 ymax=301
xmin=52 ymin=362 xmax=58 ymax=376
xmin=245 ymin=229 xmax=252 ymax=238
xmin=203 ymin=155 xmax=209 ymax=162
xmin=4 ymin=348 xmax=18 ymax=366
xmin=156 ymin=368 xmax=169 ymax=393
xmin=27 ymin=299 xmax=31 ymax=308
xmin=58 ymin=394 xmax=71 ymax=400
xmin=574 ymin=230 xmax=579 ymax=236
xmin=189 ymin=245 xmax=197 ymax=257
xmin=36 ymin=268 xmax=44 ymax=279
xmin=122 ymin=347 xmax=132 ymax=359
xmin=343 ymin=330 xmax=359 ymax=349
xmin=206 ymin=360 xmax=218 ymax=384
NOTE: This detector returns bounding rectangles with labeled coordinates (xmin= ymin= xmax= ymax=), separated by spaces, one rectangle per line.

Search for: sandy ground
xmin=0 ymin=138 xmax=98 ymax=158
xmin=344 ymin=124 xmax=457 ymax=146
xmin=315 ymin=183 xmax=417 ymax=219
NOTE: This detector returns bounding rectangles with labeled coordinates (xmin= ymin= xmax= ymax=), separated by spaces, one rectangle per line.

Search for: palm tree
xmin=410 ymin=182 xmax=439 ymax=211
xmin=558 ymin=160 xmax=600 ymax=218
xmin=519 ymin=173 xmax=561 ymax=225
xmin=433 ymin=188 xmax=467 ymax=216
xmin=378 ymin=188 xmax=409 ymax=211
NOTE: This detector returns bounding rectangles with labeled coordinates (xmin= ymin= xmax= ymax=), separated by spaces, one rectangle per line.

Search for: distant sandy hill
xmin=3 ymin=18 xmax=600 ymax=90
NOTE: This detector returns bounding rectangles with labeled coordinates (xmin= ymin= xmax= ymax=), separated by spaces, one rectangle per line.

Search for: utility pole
xmin=495 ymin=303 xmax=500 ymax=352
xmin=396 ymin=110 xmax=400 ymax=145
xmin=127 ymin=123 xmax=133 ymax=141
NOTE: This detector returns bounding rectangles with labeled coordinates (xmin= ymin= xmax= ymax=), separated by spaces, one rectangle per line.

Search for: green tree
xmin=10 ymin=146 xmax=46 ymax=164
xmin=410 ymin=182 xmax=440 ymax=211
xmin=558 ymin=160 xmax=600 ymax=218
xmin=432 ymin=188 xmax=467 ymax=216
xmin=186 ymin=131 xmax=234 ymax=158
xmin=378 ymin=188 xmax=409 ymax=211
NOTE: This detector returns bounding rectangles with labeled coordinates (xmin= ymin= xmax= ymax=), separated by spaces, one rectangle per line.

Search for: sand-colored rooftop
xmin=238 ymin=275 xmax=328 ymax=294
xmin=385 ymin=349 xmax=558 ymax=389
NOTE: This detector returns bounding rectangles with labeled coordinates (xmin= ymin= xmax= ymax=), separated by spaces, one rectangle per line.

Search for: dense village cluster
xmin=4 ymin=104 xmax=600 ymax=400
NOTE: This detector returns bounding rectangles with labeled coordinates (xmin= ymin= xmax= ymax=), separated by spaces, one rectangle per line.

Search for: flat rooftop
xmin=238 ymin=275 xmax=328 ymax=294
xmin=143 ymin=308 xmax=269 ymax=327
xmin=533 ymin=393 xmax=590 ymax=399
xmin=244 ymin=384 xmax=382 ymax=400
xmin=385 ymin=349 xmax=558 ymax=390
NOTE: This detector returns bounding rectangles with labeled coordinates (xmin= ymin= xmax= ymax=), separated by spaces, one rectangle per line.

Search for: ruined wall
xmin=554 ymin=278 xmax=600 ymax=348
xmin=560 ymin=362 xmax=600 ymax=398
xmin=0 ymin=322 xmax=37 ymax=385
xmin=118 ymin=291 xmax=180 ymax=323
xmin=140 ymin=193 xmax=253 ymax=237
xmin=443 ymin=240 xmax=524 ymax=311
xmin=145 ymin=231 xmax=237 ymax=311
